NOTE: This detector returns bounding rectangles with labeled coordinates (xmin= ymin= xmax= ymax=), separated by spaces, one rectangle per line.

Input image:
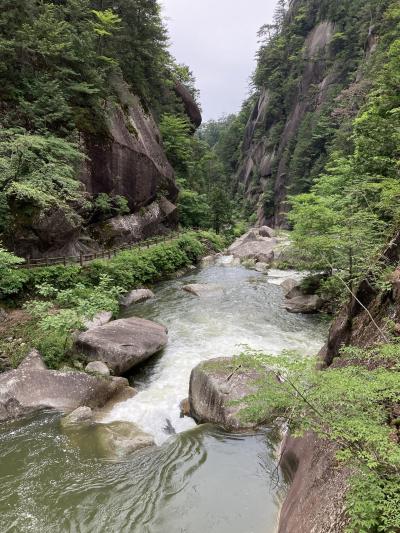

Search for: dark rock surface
xmin=189 ymin=357 xmax=265 ymax=431
xmin=320 ymin=231 xmax=400 ymax=365
xmin=228 ymin=227 xmax=277 ymax=264
xmin=0 ymin=350 xmax=129 ymax=423
xmin=173 ymin=82 xmax=202 ymax=128
xmin=75 ymin=317 xmax=168 ymax=375
xmin=278 ymin=433 xmax=349 ymax=533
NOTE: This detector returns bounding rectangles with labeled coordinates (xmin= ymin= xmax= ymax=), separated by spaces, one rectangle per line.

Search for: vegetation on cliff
xmin=228 ymin=346 xmax=400 ymax=532
xmin=0 ymin=0 xmax=197 ymax=246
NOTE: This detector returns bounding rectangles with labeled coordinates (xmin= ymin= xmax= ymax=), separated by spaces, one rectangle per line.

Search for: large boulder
xmin=75 ymin=317 xmax=168 ymax=375
xmin=228 ymin=228 xmax=277 ymax=264
xmin=120 ymin=289 xmax=155 ymax=308
xmin=284 ymin=294 xmax=323 ymax=314
xmin=182 ymin=284 xmax=224 ymax=298
xmin=0 ymin=350 xmax=129 ymax=423
xmin=189 ymin=357 xmax=266 ymax=431
xmin=97 ymin=197 xmax=178 ymax=248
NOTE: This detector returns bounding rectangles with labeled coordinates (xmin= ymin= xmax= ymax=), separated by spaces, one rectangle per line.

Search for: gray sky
xmin=161 ymin=0 xmax=277 ymax=121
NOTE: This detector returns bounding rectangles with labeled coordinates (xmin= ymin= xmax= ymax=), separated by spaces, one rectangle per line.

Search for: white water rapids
xmin=103 ymin=257 xmax=326 ymax=444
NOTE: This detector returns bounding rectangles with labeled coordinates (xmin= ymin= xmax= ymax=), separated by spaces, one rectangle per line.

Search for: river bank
xmin=0 ymin=229 xmax=327 ymax=532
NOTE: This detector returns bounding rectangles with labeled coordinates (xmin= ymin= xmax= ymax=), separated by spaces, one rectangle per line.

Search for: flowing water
xmin=0 ymin=258 xmax=327 ymax=533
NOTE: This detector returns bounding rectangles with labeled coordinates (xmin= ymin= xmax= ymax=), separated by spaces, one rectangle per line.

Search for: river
xmin=0 ymin=257 xmax=326 ymax=533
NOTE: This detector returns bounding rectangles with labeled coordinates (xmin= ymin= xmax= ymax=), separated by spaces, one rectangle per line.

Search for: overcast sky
xmin=161 ymin=0 xmax=277 ymax=121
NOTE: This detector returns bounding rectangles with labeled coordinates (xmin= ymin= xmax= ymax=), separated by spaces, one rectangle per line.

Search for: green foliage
xmin=0 ymin=246 xmax=27 ymax=297
xmin=288 ymin=2 xmax=400 ymax=304
xmin=160 ymin=114 xmax=194 ymax=173
xmin=177 ymin=190 xmax=211 ymax=228
xmin=230 ymin=345 xmax=400 ymax=532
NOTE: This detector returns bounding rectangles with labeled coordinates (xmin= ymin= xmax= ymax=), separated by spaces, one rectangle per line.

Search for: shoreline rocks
xmin=228 ymin=227 xmax=277 ymax=265
xmin=119 ymin=288 xmax=155 ymax=308
xmin=75 ymin=317 xmax=168 ymax=375
xmin=0 ymin=350 xmax=130 ymax=423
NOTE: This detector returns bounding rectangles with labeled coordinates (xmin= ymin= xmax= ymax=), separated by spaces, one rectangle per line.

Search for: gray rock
xmin=189 ymin=357 xmax=266 ymax=431
xmin=61 ymin=406 xmax=93 ymax=426
xmin=95 ymin=421 xmax=155 ymax=456
xmin=120 ymin=289 xmax=155 ymax=308
xmin=259 ymin=226 xmax=275 ymax=238
xmin=83 ymin=311 xmax=113 ymax=331
xmin=284 ymin=295 xmax=323 ymax=314
xmin=75 ymin=317 xmax=168 ymax=375
xmin=182 ymin=284 xmax=224 ymax=298
xmin=228 ymin=229 xmax=277 ymax=264
xmin=0 ymin=352 xmax=129 ymax=423
xmin=280 ymin=278 xmax=300 ymax=296
xmin=85 ymin=361 xmax=111 ymax=377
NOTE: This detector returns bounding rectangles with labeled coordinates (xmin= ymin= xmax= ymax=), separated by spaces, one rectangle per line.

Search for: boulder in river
xmin=182 ymin=284 xmax=224 ymax=298
xmin=189 ymin=357 xmax=267 ymax=431
xmin=75 ymin=317 xmax=168 ymax=375
xmin=94 ymin=421 xmax=155 ymax=456
xmin=0 ymin=350 xmax=129 ymax=423
xmin=61 ymin=406 xmax=94 ymax=427
xmin=228 ymin=228 xmax=277 ymax=264
xmin=284 ymin=294 xmax=323 ymax=314
xmin=120 ymin=289 xmax=155 ymax=308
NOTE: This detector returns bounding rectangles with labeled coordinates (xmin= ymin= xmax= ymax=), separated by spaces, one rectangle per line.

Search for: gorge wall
xmin=235 ymin=0 xmax=381 ymax=227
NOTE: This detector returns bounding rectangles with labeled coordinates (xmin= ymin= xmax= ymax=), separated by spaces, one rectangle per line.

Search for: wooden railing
xmin=18 ymin=231 xmax=187 ymax=269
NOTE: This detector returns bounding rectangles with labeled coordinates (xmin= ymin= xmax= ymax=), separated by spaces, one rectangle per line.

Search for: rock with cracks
xmin=189 ymin=357 xmax=265 ymax=431
xmin=0 ymin=350 xmax=129 ymax=423
xmin=75 ymin=317 xmax=168 ymax=375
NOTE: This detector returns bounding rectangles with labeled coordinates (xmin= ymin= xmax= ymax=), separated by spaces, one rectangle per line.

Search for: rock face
xmin=81 ymin=83 xmax=177 ymax=212
xmin=95 ymin=197 xmax=178 ymax=248
xmin=61 ymin=406 xmax=94 ymax=426
xmin=120 ymin=289 xmax=155 ymax=308
xmin=228 ymin=227 xmax=277 ymax=264
xmin=182 ymin=284 xmax=224 ymax=298
xmin=234 ymin=4 xmax=379 ymax=228
xmin=0 ymin=350 xmax=129 ymax=423
xmin=189 ymin=358 xmax=264 ymax=431
xmin=75 ymin=317 xmax=168 ymax=375
xmin=278 ymin=433 xmax=349 ymax=533
xmin=320 ymin=231 xmax=400 ymax=366
xmin=173 ymin=82 xmax=202 ymax=128
xmin=10 ymin=81 xmax=179 ymax=258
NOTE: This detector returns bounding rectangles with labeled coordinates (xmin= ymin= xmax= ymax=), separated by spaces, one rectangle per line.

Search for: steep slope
xmin=235 ymin=0 xmax=387 ymax=226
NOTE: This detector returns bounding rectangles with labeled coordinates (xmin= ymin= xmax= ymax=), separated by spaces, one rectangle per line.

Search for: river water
xmin=0 ymin=258 xmax=326 ymax=533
